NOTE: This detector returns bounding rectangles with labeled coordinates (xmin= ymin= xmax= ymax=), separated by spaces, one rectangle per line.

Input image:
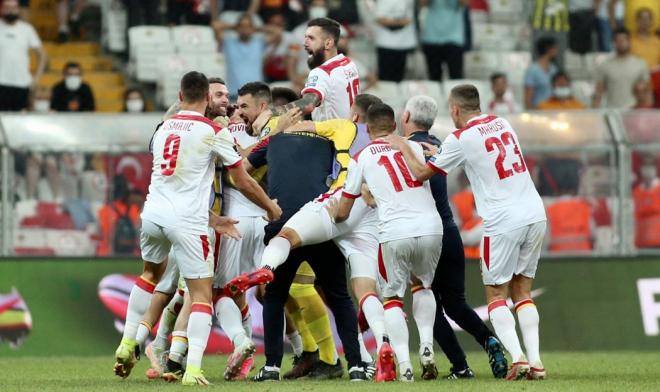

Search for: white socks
xmin=216 ymin=296 xmax=248 ymax=348
xmin=123 ymin=277 xmax=155 ymax=341
xmin=516 ymin=299 xmax=541 ymax=367
xmin=169 ymin=330 xmax=188 ymax=364
xmin=383 ymin=300 xmax=410 ymax=369
xmin=153 ymin=290 xmax=184 ymax=350
xmin=358 ymin=333 xmax=372 ymax=362
xmin=261 ymin=236 xmax=291 ymax=270
xmin=186 ymin=303 xmax=213 ymax=369
xmin=287 ymin=331 xmax=303 ymax=357
xmin=135 ymin=321 xmax=151 ymax=347
xmin=488 ymin=300 xmax=524 ymax=362
xmin=412 ymin=288 xmax=436 ymax=351
xmin=360 ymin=294 xmax=386 ymax=351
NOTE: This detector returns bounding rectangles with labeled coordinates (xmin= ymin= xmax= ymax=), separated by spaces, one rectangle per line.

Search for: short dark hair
xmin=353 ymin=94 xmax=382 ymax=114
xmin=208 ymin=77 xmax=226 ymax=85
xmin=237 ymin=81 xmax=271 ymax=103
xmin=613 ymin=26 xmax=630 ymax=38
xmin=271 ymin=87 xmax=299 ymax=104
xmin=180 ymin=71 xmax=209 ymax=103
xmin=536 ymin=36 xmax=557 ymax=57
xmin=307 ymin=17 xmax=341 ymax=44
xmin=449 ymin=85 xmax=481 ymax=112
xmin=366 ymin=103 xmax=395 ymax=133
xmin=64 ymin=61 xmax=81 ymax=73
xmin=490 ymin=72 xmax=506 ymax=84
xmin=552 ymin=70 xmax=571 ymax=84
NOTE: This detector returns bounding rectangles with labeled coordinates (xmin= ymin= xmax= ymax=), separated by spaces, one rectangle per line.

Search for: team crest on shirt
xmin=344 ymin=68 xmax=357 ymax=79
xmin=260 ymin=127 xmax=271 ymax=138
xmin=305 ymin=76 xmax=318 ymax=87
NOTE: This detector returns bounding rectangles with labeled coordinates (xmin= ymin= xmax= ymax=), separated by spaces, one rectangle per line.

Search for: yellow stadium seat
xmin=94 ymin=86 xmax=126 ymax=101
xmin=96 ymin=100 xmax=125 ymax=113
xmin=43 ymin=42 xmax=100 ymax=57
xmin=49 ymin=56 xmax=113 ymax=72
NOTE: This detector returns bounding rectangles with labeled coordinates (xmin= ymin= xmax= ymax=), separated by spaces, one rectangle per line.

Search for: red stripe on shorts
xmin=378 ymin=244 xmax=387 ymax=282
xmin=213 ymin=231 xmax=221 ymax=273
xmin=483 ymin=236 xmax=490 ymax=270
xmin=200 ymin=235 xmax=209 ymax=261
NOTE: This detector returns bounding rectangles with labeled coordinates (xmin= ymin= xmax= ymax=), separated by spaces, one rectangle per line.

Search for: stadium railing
xmin=0 ymin=110 xmax=658 ymax=258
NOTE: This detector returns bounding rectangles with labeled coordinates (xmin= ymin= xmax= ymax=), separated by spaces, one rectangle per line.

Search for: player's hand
xmin=419 ymin=141 xmax=439 ymax=157
xmin=325 ymin=197 xmax=339 ymax=219
xmin=265 ymin=199 xmax=282 ymax=222
xmin=361 ymin=184 xmax=377 ymax=208
xmin=385 ymin=134 xmax=407 ymax=150
xmin=209 ymin=213 xmax=242 ymax=240
xmin=252 ymin=109 xmax=273 ymax=137
xmin=274 ymin=107 xmax=303 ymax=135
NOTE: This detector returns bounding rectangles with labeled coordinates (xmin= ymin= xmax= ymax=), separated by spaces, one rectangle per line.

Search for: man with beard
xmin=136 ymin=77 xmax=237 ymax=380
xmin=230 ymin=82 xmax=365 ymax=382
xmin=271 ymin=17 xmax=360 ymax=121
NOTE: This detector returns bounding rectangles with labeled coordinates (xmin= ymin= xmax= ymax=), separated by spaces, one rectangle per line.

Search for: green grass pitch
xmin=2 ymin=352 xmax=659 ymax=391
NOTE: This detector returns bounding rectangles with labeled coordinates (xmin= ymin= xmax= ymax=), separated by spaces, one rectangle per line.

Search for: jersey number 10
xmin=161 ymin=134 xmax=181 ymax=176
xmin=378 ymin=152 xmax=422 ymax=192
xmin=485 ymin=131 xmax=526 ymax=180
xmin=346 ymin=79 xmax=360 ymax=107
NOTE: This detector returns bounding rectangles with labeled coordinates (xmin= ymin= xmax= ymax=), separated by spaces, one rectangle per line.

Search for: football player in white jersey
xmin=270 ymin=17 xmax=360 ymax=122
xmin=329 ymin=103 xmax=444 ymax=382
xmin=211 ymin=89 xmax=270 ymax=381
xmin=112 ymin=71 xmax=281 ymax=386
xmin=140 ymin=77 xmax=235 ymax=379
xmin=387 ymin=84 xmax=548 ymax=381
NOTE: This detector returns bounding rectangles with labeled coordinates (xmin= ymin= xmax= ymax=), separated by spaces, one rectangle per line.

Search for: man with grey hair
xmin=402 ymin=95 xmax=508 ymax=380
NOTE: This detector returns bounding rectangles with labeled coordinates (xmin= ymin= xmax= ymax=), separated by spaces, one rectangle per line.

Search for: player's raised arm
xmin=269 ymin=92 xmax=320 ymax=116
xmin=386 ymin=135 xmax=436 ymax=182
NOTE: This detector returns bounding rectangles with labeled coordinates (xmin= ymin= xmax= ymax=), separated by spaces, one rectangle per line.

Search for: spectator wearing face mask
xmin=0 ymin=0 xmax=47 ymax=111
xmin=50 ymin=62 xmax=95 ymax=112
xmin=538 ymin=71 xmax=586 ymax=110
xmin=31 ymin=86 xmax=52 ymax=113
xmin=123 ymin=87 xmax=147 ymax=113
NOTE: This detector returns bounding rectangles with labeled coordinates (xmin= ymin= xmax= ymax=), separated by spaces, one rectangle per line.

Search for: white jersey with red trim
xmin=427 ymin=114 xmax=546 ymax=236
xmin=343 ymin=139 xmax=442 ymax=243
xmin=302 ymin=53 xmax=360 ymax=121
xmin=223 ymin=122 xmax=266 ymax=218
xmin=142 ymin=110 xmax=242 ymax=235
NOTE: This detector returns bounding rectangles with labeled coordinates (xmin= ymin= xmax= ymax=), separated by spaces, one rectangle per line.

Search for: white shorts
xmin=214 ymin=216 xmax=266 ymax=287
xmin=154 ymin=257 xmax=180 ymax=294
xmin=480 ymin=221 xmax=547 ymax=286
xmin=285 ymin=193 xmax=377 ymax=256
xmin=140 ymin=219 xmax=215 ymax=280
xmin=379 ymin=235 xmax=443 ymax=298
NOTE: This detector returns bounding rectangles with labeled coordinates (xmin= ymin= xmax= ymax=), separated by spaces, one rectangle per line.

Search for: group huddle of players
xmin=111 ymin=17 xmax=548 ymax=386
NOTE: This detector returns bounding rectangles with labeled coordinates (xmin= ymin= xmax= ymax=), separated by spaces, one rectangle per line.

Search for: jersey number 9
xmin=161 ymin=134 xmax=181 ymax=176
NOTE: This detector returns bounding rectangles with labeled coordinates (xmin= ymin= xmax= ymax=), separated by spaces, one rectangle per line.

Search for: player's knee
xmin=277 ymin=228 xmax=301 ymax=248
xmin=141 ymin=263 xmax=165 ymax=284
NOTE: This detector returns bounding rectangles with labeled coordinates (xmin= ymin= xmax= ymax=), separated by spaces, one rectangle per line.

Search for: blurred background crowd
xmin=0 ymin=0 xmax=659 ymax=258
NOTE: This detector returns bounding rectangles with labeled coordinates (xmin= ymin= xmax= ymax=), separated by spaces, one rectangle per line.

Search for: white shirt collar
xmin=177 ymin=110 xmax=204 ymax=116
xmin=321 ymin=53 xmax=345 ymax=65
